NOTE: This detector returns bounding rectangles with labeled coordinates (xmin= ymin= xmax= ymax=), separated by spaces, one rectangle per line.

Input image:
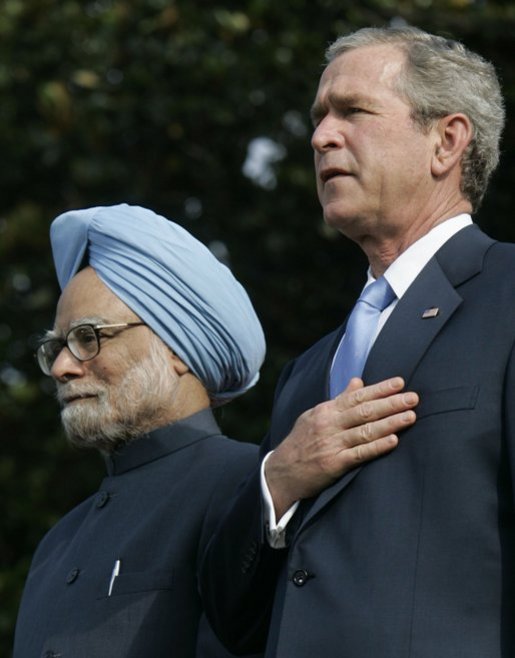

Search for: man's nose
xmin=311 ymin=116 xmax=345 ymax=153
xmin=50 ymin=347 xmax=86 ymax=381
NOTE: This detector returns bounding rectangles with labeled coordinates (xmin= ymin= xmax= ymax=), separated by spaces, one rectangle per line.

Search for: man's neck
xmin=364 ymin=203 xmax=473 ymax=277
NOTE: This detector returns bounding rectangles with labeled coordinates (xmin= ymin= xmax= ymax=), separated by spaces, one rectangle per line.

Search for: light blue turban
xmin=50 ymin=203 xmax=266 ymax=405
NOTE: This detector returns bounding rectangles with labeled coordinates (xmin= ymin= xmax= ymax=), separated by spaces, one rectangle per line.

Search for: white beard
xmin=57 ymin=337 xmax=179 ymax=453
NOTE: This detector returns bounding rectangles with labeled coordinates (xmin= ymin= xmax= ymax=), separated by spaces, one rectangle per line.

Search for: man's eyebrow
xmin=310 ymin=92 xmax=378 ymax=123
xmin=68 ymin=316 xmax=107 ymax=329
xmin=335 ymin=92 xmax=373 ymax=107
xmin=41 ymin=317 xmax=109 ymax=342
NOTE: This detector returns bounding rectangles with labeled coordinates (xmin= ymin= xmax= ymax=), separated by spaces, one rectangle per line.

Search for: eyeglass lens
xmin=38 ymin=325 xmax=100 ymax=375
xmin=68 ymin=325 xmax=100 ymax=360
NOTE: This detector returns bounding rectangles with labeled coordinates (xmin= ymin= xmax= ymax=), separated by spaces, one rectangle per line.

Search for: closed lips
xmin=320 ymin=168 xmax=351 ymax=182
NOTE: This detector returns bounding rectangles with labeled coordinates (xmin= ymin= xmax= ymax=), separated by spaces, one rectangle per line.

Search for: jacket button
xmin=66 ymin=567 xmax=80 ymax=584
xmin=95 ymin=491 xmax=110 ymax=508
xmin=292 ymin=569 xmax=310 ymax=587
xmin=240 ymin=541 xmax=259 ymax=574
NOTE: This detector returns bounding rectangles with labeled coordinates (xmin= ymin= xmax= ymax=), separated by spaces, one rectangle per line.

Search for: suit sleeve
xmin=198 ymin=362 xmax=299 ymax=655
xmin=199 ymin=460 xmax=288 ymax=655
xmin=195 ymin=439 xmax=269 ymax=657
xmin=504 ymin=341 xmax=515 ymax=498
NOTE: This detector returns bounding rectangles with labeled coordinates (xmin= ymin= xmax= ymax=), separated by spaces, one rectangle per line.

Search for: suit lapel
xmin=297 ymin=225 xmax=494 ymax=534
xmin=363 ymin=257 xmax=462 ymax=387
xmin=268 ymin=327 xmax=344 ymax=448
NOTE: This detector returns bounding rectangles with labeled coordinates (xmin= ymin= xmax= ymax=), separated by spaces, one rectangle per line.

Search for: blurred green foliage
xmin=1 ymin=0 xmax=514 ymax=653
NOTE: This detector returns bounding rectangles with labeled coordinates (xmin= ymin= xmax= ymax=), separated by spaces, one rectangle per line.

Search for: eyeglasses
xmin=36 ymin=322 xmax=145 ymax=376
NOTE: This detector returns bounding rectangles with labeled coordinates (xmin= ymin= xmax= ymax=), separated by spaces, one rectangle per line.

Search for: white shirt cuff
xmin=260 ymin=451 xmax=299 ymax=549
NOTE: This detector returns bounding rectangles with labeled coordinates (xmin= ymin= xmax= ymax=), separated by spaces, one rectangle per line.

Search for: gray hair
xmin=326 ymin=26 xmax=505 ymax=210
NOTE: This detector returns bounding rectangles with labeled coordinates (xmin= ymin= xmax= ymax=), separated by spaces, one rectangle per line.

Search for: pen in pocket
xmin=108 ymin=559 xmax=121 ymax=597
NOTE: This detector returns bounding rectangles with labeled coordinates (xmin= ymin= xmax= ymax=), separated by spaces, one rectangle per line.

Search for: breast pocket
xmin=90 ymin=568 xmax=197 ymax=657
xmin=97 ymin=569 xmax=176 ymax=599
xmin=415 ymin=385 xmax=479 ymax=420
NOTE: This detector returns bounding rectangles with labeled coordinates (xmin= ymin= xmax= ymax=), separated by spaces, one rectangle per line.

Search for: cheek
xmin=85 ymin=354 xmax=125 ymax=384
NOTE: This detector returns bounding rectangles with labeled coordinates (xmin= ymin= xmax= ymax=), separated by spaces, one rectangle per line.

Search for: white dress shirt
xmin=262 ymin=214 xmax=473 ymax=548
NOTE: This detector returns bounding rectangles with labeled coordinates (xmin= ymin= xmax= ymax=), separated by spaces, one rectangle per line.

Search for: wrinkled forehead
xmin=54 ymin=266 xmax=139 ymax=332
xmin=317 ymin=44 xmax=406 ymax=95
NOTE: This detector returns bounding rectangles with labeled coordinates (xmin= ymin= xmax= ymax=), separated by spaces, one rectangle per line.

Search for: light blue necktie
xmin=329 ymin=276 xmax=396 ymax=398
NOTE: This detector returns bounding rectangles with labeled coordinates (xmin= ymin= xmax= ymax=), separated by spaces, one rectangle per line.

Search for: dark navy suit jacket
xmin=14 ymin=409 xmax=260 ymax=658
xmin=201 ymin=226 xmax=515 ymax=658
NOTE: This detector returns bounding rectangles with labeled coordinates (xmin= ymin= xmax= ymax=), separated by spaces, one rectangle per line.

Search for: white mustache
xmin=56 ymin=384 xmax=106 ymax=406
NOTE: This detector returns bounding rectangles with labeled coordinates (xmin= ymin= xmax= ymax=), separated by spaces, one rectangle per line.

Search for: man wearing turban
xmin=13 ymin=204 xmax=266 ymax=657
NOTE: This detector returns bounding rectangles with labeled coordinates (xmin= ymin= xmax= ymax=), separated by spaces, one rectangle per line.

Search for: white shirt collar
xmin=366 ymin=214 xmax=473 ymax=299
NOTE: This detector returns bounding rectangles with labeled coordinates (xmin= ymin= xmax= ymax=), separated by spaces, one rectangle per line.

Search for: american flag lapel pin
xmin=422 ymin=307 xmax=440 ymax=319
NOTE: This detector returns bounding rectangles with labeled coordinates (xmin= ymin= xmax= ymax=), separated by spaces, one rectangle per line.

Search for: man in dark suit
xmin=13 ymin=203 xmax=269 ymax=658
xmin=200 ymin=26 xmax=515 ymax=657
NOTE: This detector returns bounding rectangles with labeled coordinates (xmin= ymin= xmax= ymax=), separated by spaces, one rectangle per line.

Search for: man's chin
xmin=62 ymin=424 xmax=127 ymax=453
xmin=60 ymin=405 xmax=148 ymax=454
xmin=61 ymin=406 xmax=119 ymax=450
xmin=323 ymin=207 xmax=368 ymax=238
xmin=323 ymin=211 xmax=352 ymax=233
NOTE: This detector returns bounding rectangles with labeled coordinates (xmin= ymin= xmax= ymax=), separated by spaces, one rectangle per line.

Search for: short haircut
xmin=326 ymin=26 xmax=505 ymax=210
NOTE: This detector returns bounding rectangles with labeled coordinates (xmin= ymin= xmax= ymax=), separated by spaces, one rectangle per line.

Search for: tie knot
xmin=359 ymin=276 xmax=396 ymax=311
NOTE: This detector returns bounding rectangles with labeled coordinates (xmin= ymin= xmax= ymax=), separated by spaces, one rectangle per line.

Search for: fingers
xmin=346 ymin=434 xmax=399 ymax=464
xmin=338 ymin=407 xmax=416 ymax=452
xmin=336 ymin=376 xmax=406 ymax=409
xmin=334 ymin=404 xmax=416 ymax=472
xmin=334 ymin=377 xmax=418 ymax=430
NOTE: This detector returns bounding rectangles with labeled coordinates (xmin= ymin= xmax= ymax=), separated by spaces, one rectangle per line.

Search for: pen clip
xmin=108 ymin=559 xmax=121 ymax=597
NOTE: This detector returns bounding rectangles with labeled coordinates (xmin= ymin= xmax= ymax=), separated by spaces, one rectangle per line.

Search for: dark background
xmin=1 ymin=0 xmax=514 ymax=653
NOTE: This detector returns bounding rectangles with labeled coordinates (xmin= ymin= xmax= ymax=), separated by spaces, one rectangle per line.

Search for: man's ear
xmin=169 ymin=352 xmax=190 ymax=376
xmin=431 ymin=113 xmax=473 ymax=177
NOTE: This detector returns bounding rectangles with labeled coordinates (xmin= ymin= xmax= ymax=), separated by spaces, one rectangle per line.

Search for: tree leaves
xmin=1 ymin=1 xmax=514 ymax=652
